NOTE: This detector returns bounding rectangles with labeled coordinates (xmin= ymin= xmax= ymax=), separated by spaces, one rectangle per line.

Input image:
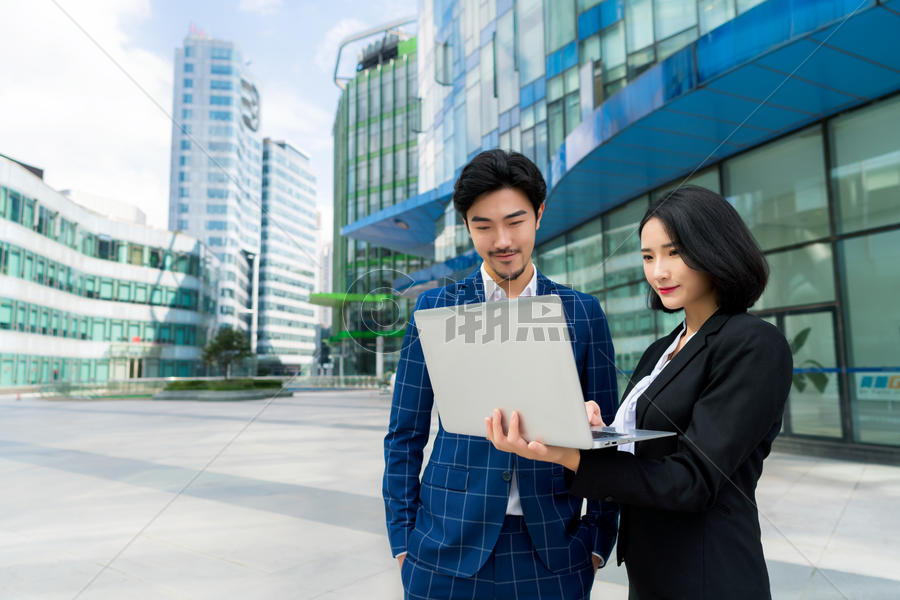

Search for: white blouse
xmin=611 ymin=324 xmax=694 ymax=454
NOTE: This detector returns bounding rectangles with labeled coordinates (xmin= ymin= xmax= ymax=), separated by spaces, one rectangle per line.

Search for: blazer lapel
xmin=454 ymin=268 xmax=485 ymax=305
xmin=635 ymin=311 xmax=733 ymax=426
xmin=536 ymin=270 xmax=556 ymax=297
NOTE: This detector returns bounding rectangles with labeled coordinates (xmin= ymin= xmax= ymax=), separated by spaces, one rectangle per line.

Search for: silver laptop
xmin=414 ymin=295 xmax=675 ymax=450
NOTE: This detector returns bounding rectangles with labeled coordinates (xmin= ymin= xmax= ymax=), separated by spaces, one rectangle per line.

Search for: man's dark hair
xmin=639 ymin=185 xmax=769 ymax=314
xmin=452 ymin=149 xmax=546 ymax=222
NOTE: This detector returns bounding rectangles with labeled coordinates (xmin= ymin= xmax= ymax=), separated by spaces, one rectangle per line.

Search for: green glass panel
xmin=566 ymin=216 xmax=604 ymax=294
xmin=784 ymin=312 xmax=842 ymax=438
xmin=830 ymin=95 xmax=900 ymax=234
xmin=841 ymin=229 xmax=900 ymax=446
xmin=756 ymin=244 xmax=835 ymax=311
xmin=545 ymin=0 xmax=576 ymax=53
xmin=604 ymin=196 xmax=647 ymax=288
xmin=724 ymin=127 xmax=829 ymax=250
xmin=536 ymin=235 xmax=567 ymax=283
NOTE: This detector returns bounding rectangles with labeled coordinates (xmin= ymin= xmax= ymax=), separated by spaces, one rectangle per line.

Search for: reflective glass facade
xmin=332 ymin=37 xmax=429 ymax=375
xmin=536 ymin=95 xmax=900 ymax=449
xmin=334 ymin=0 xmax=900 ymax=455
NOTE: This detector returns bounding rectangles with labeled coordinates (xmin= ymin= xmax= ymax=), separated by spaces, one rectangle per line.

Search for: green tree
xmin=202 ymin=327 xmax=251 ymax=380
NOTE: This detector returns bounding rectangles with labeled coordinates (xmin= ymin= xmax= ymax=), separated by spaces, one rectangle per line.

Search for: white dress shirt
xmin=480 ymin=261 xmax=537 ymax=516
xmin=612 ymin=323 xmax=693 ymax=455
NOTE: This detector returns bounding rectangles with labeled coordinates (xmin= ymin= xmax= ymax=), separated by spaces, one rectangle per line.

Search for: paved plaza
xmin=1 ymin=390 xmax=899 ymax=599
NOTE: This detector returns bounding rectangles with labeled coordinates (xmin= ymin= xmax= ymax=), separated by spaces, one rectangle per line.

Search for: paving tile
xmin=2 ymin=392 xmax=899 ymax=599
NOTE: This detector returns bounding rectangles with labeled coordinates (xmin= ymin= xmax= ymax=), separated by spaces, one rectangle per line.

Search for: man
xmin=383 ymin=150 xmax=619 ymax=599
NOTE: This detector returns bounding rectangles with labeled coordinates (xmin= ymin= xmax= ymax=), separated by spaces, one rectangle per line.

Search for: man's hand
xmin=592 ymin=554 xmax=603 ymax=573
xmin=585 ymin=401 xmax=606 ymax=426
xmin=485 ymin=409 xmax=581 ymax=472
xmin=397 ymin=553 xmax=406 ymax=568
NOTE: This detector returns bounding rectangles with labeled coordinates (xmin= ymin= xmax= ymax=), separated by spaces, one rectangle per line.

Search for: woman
xmin=486 ymin=185 xmax=792 ymax=599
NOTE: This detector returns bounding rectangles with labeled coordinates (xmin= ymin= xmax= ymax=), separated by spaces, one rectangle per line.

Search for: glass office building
xmin=258 ymin=139 xmax=318 ymax=374
xmin=335 ymin=0 xmax=900 ymax=458
xmin=0 ymin=155 xmax=218 ymax=386
xmin=168 ymin=33 xmax=263 ymax=336
xmin=326 ymin=33 xmax=429 ymax=377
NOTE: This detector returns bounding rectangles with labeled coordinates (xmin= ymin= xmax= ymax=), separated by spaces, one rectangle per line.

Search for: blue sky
xmin=0 ymin=0 xmax=417 ymax=235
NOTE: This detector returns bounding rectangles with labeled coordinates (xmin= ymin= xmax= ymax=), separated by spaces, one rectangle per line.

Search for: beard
xmin=495 ymin=264 xmax=527 ymax=282
xmin=489 ymin=249 xmax=527 ymax=281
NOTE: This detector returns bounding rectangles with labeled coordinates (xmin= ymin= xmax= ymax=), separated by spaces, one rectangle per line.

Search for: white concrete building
xmin=0 ymin=155 xmax=218 ymax=386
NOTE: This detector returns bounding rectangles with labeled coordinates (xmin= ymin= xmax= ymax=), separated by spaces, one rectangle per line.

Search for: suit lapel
xmin=454 ymin=268 xmax=485 ymax=306
xmin=635 ymin=311 xmax=733 ymax=426
xmin=536 ymin=271 xmax=556 ymax=297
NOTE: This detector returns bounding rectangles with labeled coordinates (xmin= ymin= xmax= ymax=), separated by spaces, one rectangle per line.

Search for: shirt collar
xmin=480 ymin=261 xmax=538 ymax=300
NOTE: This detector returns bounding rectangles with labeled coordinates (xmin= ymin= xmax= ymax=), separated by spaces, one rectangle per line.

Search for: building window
xmin=209 ymin=110 xmax=232 ymax=121
xmin=724 ymin=127 xmax=829 ymax=250
xmin=98 ymin=279 xmax=113 ymax=300
xmin=625 ymin=0 xmax=654 ymax=52
xmin=516 ymin=0 xmax=546 ymax=84
xmin=699 ymin=0 xmax=736 ymax=34
xmin=208 ymin=125 xmax=234 ymax=137
xmin=183 ymin=78 xmax=193 ymax=88
xmin=184 ymin=45 xmax=194 ymax=58
xmin=211 ymin=64 xmax=233 ymax=75
xmin=182 ymin=108 xmax=192 ymax=119
xmin=183 ymin=93 xmax=193 ymax=104
xmin=210 ymin=47 xmax=233 ymax=60
xmin=184 ymin=63 xmax=194 ymax=73
xmin=756 ymin=244 xmax=836 ymax=312
xmin=544 ymin=0 xmax=576 ymax=53
xmin=653 ymin=0 xmax=697 ymax=40
xmin=177 ymin=219 xmax=188 ymax=230
xmin=603 ymin=195 xmax=647 ymax=289
xmin=207 ymin=188 xmax=228 ymax=199
xmin=206 ymin=220 xmax=227 ymax=231
xmin=210 ymin=95 xmax=232 ymax=106
xmin=180 ymin=140 xmax=191 ymax=150
xmin=565 ymin=216 xmax=604 ymax=294
xmin=840 ymin=228 xmax=900 ymax=445
xmin=829 ymin=94 xmax=900 ymax=234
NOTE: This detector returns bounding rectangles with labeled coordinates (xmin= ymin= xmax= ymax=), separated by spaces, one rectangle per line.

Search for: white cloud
xmin=0 ymin=0 xmax=172 ymax=229
xmin=260 ymin=83 xmax=335 ymax=239
xmin=238 ymin=0 xmax=283 ymax=15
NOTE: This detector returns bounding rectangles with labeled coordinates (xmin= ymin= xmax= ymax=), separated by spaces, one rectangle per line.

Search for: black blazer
xmin=566 ymin=310 xmax=792 ymax=600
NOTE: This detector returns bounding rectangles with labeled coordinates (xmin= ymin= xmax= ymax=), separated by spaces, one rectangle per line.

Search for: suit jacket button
xmin=502 ymin=471 xmax=512 ymax=482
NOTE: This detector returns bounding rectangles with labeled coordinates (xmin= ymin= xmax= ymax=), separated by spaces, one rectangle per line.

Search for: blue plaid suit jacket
xmin=383 ymin=268 xmax=619 ymax=578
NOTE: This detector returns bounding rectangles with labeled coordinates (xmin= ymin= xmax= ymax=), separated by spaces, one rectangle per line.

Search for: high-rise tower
xmin=168 ymin=32 xmax=262 ymax=336
xmin=257 ymin=139 xmax=318 ymax=374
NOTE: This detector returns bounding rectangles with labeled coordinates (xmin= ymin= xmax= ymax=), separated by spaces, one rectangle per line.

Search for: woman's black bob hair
xmin=639 ymin=185 xmax=769 ymax=314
